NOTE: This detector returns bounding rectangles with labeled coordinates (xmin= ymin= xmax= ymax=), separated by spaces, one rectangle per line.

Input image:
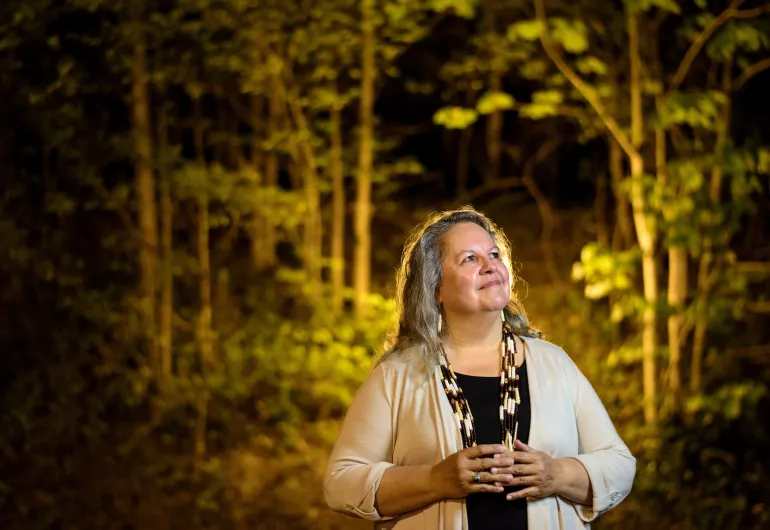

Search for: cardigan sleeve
xmin=323 ymin=362 xmax=396 ymax=521
xmin=560 ymin=351 xmax=637 ymax=523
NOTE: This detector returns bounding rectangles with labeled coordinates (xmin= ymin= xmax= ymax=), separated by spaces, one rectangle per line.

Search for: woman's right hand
xmin=429 ymin=444 xmax=514 ymax=499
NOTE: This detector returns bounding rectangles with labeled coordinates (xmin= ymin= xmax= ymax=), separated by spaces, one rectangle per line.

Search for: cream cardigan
xmin=324 ymin=336 xmax=636 ymax=529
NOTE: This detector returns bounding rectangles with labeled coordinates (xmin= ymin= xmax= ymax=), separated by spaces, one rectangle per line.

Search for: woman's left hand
xmin=489 ymin=440 xmax=563 ymax=501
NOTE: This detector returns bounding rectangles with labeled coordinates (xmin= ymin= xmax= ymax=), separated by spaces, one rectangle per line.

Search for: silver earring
xmin=501 ymin=310 xmax=506 ymax=323
xmin=437 ymin=313 xmax=443 ymax=335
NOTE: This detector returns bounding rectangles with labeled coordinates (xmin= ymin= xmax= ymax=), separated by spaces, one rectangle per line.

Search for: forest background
xmin=1 ymin=0 xmax=770 ymax=528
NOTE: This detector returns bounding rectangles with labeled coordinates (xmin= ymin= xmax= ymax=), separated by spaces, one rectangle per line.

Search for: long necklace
xmin=437 ymin=321 xmax=521 ymax=451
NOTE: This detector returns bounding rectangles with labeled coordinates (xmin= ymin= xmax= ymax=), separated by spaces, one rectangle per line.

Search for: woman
xmin=324 ymin=207 xmax=635 ymax=529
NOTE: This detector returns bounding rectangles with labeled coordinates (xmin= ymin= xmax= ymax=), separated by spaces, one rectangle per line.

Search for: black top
xmin=455 ymin=361 xmax=530 ymax=530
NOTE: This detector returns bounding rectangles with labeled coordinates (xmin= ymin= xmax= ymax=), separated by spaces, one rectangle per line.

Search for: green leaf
xmin=432 ymin=106 xmax=478 ymax=129
xmin=430 ymin=0 xmax=476 ymax=18
xmin=476 ymin=91 xmax=515 ymax=114
xmin=550 ymin=18 xmax=589 ymax=54
xmin=533 ymin=90 xmax=564 ymax=105
xmin=706 ymin=21 xmax=770 ymax=61
xmin=507 ymin=19 xmax=545 ymax=42
xmin=575 ymin=56 xmax=608 ymax=75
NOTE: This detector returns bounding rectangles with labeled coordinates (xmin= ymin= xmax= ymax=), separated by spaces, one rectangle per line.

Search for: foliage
xmin=1 ymin=0 xmax=770 ymax=529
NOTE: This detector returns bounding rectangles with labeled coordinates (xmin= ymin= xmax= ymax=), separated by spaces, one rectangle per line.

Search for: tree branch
xmin=734 ymin=58 xmax=770 ymax=90
xmin=732 ymin=3 xmax=770 ymax=18
xmin=533 ymin=0 xmax=637 ymax=159
xmin=667 ymin=0 xmax=770 ymax=91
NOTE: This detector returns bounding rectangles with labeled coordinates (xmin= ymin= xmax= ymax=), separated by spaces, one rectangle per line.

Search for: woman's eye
xmin=462 ymin=255 xmax=475 ymax=263
xmin=490 ymin=252 xmax=500 ymax=259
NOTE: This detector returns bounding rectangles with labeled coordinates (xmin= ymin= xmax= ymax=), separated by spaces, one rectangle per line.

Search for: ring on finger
xmin=474 ymin=473 xmax=481 ymax=484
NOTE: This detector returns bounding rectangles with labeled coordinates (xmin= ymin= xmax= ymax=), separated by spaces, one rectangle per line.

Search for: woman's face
xmin=436 ymin=222 xmax=511 ymax=317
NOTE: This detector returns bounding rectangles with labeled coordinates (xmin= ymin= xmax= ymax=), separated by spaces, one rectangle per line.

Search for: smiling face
xmin=436 ymin=222 xmax=511 ymax=317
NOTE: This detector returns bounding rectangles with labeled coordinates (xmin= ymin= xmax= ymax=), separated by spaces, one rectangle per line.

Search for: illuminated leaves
xmin=507 ymin=19 xmax=545 ymax=42
xmin=476 ymin=91 xmax=515 ymax=114
xmin=432 ymin=106 xmax=478 ymax=129
xmin=572 ymin=243 xmax=640 ymax=300
xmin=549 ymin=18 xmax=590 ymax=54
xmin=429 ymin=0 xmax=477 ymax=18
xmin=685 ymin=383 xmax=767 ymax=421
xmin=519 ymin=90 xmax=563 ymax=119
xmin=575 ymin=56 xmax=608 ymax=76
xmin=706 ymin=21 xmax=770 ymax=61
xmin=655 ymin=90 xmax=727 ymax=131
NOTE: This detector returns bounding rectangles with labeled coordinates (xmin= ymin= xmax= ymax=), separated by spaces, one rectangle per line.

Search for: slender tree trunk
xmin=596 ymin=162 xmax=609 ymax=247
xmin=330 ymin=103 xmax=345 ymax=315
xmin=609 ymin=137 xmax=634 ymax=251
xmin=486 ymin=73 xmax=502 ymax=184
xmin=456 ymin=87 xmax=477 ymax=200
xmin=193 ymin=96 xmax=213 ymax=465
xmin=692 ymin=57 xmax=733 ymax=394
xmin=629 ymin=10 xmax=658 ymax=426
xmin=283 ymin=75 xmax=322 ymax=292
xmin=667 ymin=246 xmax=687 ymax=411
xmin=130 ymin=0 xmax=159 ymax=383
xmin=655 ymin=90 xmax=686 ymax=414
xmin=157 ymin=104 xmax=173 ymax=394
xmin=521 ymin=141 xmax=561 ymax=284
xmin=354 ymin=0 xmax=375 ymax=317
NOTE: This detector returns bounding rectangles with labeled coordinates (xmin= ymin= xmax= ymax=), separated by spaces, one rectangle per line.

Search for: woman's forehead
xmin=444 ymin=222 xmax=495 ymax=249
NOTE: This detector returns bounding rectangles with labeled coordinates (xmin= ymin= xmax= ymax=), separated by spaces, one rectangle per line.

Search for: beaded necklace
xmin=437 ymin=321 xmax=521 ymax=451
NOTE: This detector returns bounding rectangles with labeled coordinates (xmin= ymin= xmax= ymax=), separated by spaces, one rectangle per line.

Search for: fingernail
xmin=497 ymin=487 xmax=504 ymax=492
xmin=493 ymin=453 xmax=501 ymax=459
xmin=502 ymin=459 xmax=513 ymax=466
xmin=506 ymin=494 xmax=513 ymax=501
xmin=493 ymin=482 xmax=500 ymax=487
xmin=506 ymin=475 xmax=513 ymax=482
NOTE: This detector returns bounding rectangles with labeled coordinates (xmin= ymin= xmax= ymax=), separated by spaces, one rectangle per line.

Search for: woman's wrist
xmin=552 ymin=457 xmax=593 ymax=505
xmin=428 ymin=464 xmax=448 ymax=501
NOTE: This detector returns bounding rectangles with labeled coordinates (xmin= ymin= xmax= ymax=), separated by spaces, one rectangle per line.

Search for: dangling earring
xmin=500 ymin=310 xmax=506 ymax=323
xmin=437 ymin=312 xmax=443 ymax=335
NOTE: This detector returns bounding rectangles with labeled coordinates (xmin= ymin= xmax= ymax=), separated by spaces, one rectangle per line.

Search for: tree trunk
xmin=521 ymin=141 xmax=561 ymax=284
xmin=656 ymin=95 xmax=686 ymax=415
xmin=157 ymin=104 xmax=173 ymax=394
xmin=330 ymin=103 xmax=345 ymax=316
xmin=692 ymin=57 xmax=733 ymax=394
xmin=629 ymin=10 xmax=658 ymax=426
xmin=130 ymin=0 xmax=159 ymax=383
xmin=354 ymin=0 xmax=375 ymax=317
xmin=609 ymin=137 xmax=634 ymax=250
xmin=282 ymin=75 xmax=322 ymax=293
xmin=193 ymin=96 xmax=213 ymax=464
xmin=667 ymin=246 xmax=687 ymax=412
xmin=486 ymin=73 xmax=502 ymax=184
xmin=595 ymin=162 xmax=609 ymax=247
xmin=456 ymin=87 xmax=477 ymax=200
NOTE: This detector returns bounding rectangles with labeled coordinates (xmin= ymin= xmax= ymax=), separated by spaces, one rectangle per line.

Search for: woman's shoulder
xmin=374 ymin=345 xmax=422 ymax=374
xmin=520 ymin=335 xmax=577 ymax=371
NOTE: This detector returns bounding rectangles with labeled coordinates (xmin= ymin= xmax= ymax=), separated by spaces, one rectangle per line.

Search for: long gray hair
xmin=380 ymin=206 xmax=540 ymax=375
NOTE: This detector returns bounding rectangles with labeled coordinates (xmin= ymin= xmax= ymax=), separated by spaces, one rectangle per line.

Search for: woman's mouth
xmin=479 ymin=280 xmax=502 ymax=290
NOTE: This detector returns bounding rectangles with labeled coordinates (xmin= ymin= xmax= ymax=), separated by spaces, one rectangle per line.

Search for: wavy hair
xmin=380 ymin=206 xmax=540 ymax=376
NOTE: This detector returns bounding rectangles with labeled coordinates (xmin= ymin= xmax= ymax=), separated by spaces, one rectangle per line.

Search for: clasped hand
xmin=490 ymin=439 xmax=560 ymax=501
xmin=430 ymin=439 xmax=561 ymax=501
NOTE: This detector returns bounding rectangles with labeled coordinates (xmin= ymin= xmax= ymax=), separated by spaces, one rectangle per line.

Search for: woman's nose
xmin=480 ymin=258 xmax=494 ymax=273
